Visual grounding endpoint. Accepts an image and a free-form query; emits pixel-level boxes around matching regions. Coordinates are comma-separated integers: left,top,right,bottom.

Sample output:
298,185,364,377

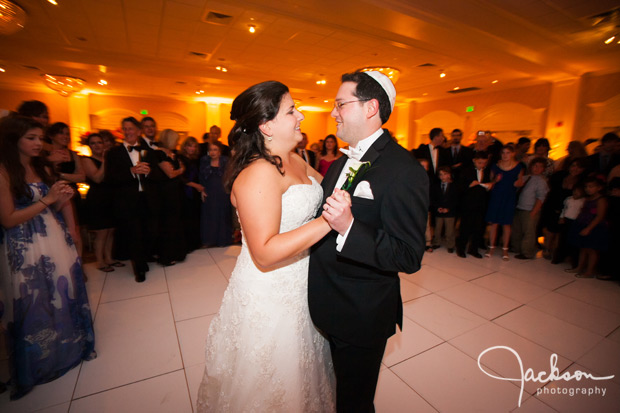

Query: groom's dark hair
341,71,391,124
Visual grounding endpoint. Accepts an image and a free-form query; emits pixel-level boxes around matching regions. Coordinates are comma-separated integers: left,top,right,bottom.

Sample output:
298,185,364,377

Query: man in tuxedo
415,127,446,173
105,117,161,282
309,71,428,412
587,132,620,177
199,125,231,158
141,116,160,148
456,151,492,258
296,132,316,167
446,128,473,180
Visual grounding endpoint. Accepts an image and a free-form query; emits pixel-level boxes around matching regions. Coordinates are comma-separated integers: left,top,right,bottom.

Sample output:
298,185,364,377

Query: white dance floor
1,247,619,412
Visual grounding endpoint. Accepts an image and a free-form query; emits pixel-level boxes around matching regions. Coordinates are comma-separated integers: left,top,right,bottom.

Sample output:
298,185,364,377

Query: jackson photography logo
477,346,615,408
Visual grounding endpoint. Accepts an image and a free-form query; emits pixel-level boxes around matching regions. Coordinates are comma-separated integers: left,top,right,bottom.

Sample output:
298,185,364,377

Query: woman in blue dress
0,116,96,400
485,145,524,261
199,142,232,247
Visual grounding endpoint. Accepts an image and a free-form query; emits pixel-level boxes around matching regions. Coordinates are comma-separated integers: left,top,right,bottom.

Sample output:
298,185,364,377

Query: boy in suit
431,166,458,252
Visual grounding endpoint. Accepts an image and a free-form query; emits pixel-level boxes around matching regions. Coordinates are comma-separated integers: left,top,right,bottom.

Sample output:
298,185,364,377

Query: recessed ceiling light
323,100,328,103
492,80,498,84
97,79,107,86
453,86,459,90
0,67,5,73
47,0,58,5
316,80,326,85
440,72,446,78
422,92,428,96
216,66,228,72
248,24,256,34
604,35,615,44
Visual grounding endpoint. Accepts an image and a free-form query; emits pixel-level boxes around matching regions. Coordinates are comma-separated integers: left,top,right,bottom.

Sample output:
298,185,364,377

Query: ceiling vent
447,87,480,94
417,63,436,67
22,65,41,70
203,11,234,26
189,51,210,60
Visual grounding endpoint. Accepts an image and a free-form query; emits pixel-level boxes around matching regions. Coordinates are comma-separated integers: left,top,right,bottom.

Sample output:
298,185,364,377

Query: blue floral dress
0,183,96,400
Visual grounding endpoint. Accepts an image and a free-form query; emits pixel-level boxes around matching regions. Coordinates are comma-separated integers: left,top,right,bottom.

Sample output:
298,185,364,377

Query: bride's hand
322,189,352,235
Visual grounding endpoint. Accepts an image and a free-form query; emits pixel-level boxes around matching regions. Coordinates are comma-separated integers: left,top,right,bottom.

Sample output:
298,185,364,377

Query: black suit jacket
297,148,316,167
446,145,473,173
414,143,448,184
457,166,492,211
104,140,161,219
308,130,428,347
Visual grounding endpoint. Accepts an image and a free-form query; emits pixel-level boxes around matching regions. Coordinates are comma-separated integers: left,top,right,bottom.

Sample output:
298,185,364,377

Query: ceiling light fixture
42,74,85,97
216,66,228,72
316,80,326,85
97,79,107,86
0,67,5,73
453,86,460,90
439,71,446,78
604,35,616,44
248,24,256,33
47,0,58,5
360,67,400,83
492,80,499,84
0,0,27,35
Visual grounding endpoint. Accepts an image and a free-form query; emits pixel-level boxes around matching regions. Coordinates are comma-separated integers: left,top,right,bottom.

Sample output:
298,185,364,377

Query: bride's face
264,93,304,147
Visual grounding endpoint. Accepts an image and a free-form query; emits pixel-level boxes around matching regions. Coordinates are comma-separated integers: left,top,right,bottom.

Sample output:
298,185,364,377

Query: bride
196,81,347,412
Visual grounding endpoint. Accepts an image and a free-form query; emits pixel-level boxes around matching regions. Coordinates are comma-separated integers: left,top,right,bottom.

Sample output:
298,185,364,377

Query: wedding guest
542,158,586,262
156,129,187,265
555,140,587,171
446,128,473,180
82,133,118,272
105,117,159,282
473,130,502,165
567,177,609,278
555,185,585,269
48,122,85,255
199,142,232,247
485,144,524,260
177,136,205,252
316,134,342,176
200,125,231,157
16,100,49,127
600,178,619,280
141,117,159,148
456,151,492,258
418,158,434,252
527,138,554,178
415,127,447,184
296,132,316,166
514,137,531,164
0,116,96,399
587,132,620,178
98,129,117,150
512,158,549,259
430,166,457,252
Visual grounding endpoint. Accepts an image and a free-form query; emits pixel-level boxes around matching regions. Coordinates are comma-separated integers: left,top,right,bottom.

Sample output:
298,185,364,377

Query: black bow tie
128,145,142,152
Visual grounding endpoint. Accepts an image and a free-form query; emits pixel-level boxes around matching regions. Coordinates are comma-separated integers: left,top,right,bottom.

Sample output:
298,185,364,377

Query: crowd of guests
413,127,619,280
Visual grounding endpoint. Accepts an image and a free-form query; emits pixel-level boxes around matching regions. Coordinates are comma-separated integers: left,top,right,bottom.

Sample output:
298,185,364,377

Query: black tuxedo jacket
104,139,161,219
297,148,316,167
446,145,473,171
308,130,428,347
457,166,492,211
414,143,448,183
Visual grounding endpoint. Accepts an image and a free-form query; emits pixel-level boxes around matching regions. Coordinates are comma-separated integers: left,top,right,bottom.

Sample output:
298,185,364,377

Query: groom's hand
322,189,352,235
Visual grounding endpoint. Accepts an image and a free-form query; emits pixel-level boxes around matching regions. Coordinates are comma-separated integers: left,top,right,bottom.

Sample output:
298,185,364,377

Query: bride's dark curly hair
225,81,288,191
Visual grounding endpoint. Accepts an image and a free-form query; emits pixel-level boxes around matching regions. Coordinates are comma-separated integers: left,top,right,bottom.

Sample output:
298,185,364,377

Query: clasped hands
48,180,74,206
131,162,151,175
322,188,353,235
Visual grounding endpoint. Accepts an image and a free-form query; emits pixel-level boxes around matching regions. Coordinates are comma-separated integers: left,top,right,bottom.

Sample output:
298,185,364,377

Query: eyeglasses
333,99,370,111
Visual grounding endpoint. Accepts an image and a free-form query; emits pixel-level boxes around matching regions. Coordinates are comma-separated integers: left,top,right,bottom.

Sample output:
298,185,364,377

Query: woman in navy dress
485,145,524,260
0,116,95,400
199,142,232,247
178,137,205,253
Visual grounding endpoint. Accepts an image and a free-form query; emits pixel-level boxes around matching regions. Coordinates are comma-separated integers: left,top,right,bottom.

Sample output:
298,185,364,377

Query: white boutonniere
341,161,371,192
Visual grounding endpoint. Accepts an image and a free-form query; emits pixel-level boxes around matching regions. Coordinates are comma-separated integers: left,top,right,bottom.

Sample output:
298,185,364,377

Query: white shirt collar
349,128,383,159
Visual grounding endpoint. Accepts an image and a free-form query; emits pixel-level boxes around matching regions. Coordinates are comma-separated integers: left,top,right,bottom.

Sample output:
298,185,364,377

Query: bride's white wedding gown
196,176,335,412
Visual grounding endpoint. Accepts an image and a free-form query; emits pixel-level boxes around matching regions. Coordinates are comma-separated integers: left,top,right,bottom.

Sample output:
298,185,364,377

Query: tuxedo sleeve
339,162,428,274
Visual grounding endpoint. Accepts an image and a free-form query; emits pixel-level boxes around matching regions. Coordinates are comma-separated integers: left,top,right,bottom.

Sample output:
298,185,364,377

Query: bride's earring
266,136,273,141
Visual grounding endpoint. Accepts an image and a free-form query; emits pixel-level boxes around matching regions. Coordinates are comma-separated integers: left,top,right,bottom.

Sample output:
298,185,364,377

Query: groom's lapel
322,156,347,196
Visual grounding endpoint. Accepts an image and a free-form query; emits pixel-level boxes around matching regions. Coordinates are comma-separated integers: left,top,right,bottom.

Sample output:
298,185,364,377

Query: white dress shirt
124,142,143,191
334,128,383,251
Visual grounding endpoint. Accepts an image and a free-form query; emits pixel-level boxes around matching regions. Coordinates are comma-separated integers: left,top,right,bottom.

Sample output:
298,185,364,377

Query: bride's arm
232,160,331,269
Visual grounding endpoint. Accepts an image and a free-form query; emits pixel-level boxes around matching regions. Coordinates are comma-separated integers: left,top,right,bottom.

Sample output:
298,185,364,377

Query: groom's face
332,81,366,145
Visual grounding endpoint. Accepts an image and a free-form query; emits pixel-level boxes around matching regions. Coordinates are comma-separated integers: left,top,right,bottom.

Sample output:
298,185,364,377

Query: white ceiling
1,0,619,109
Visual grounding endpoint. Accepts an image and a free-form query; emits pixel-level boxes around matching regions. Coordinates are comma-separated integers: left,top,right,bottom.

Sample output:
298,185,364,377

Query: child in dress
567,177,609,278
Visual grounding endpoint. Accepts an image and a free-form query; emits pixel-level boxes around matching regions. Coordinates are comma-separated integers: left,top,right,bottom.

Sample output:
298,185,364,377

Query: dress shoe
468,251,483,259
447,248,454,253
514,254,529,260
135,272,146,282
432,245,440,249
456,250,466,258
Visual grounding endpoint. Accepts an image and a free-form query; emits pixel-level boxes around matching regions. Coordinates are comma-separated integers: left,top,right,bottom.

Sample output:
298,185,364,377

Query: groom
309,71,428,412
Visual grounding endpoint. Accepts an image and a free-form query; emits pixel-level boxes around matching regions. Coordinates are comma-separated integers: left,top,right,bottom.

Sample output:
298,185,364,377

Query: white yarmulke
363,71,396,111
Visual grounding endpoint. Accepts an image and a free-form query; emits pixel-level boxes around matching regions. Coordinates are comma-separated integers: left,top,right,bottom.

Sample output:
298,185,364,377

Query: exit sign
140,109,149,115
466,106,474,112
